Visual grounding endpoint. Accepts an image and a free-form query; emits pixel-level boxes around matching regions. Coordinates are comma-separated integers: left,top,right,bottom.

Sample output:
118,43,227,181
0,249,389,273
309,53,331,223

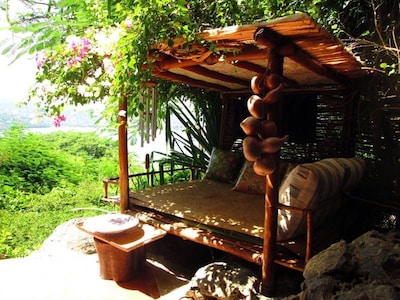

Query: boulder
187,261,261,300
32,218,96,257
303,240,355,280
300,230,400,300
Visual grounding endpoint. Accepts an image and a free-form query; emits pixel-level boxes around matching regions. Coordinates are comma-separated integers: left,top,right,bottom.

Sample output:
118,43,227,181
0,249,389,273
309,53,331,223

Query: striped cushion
336,157,365,190
277,158,346,241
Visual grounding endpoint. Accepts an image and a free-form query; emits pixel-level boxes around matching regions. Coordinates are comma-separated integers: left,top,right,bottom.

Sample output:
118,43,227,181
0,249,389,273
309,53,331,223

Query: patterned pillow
277,158,346,241
204,147,243,184
232,161,266,194
335,157,365,191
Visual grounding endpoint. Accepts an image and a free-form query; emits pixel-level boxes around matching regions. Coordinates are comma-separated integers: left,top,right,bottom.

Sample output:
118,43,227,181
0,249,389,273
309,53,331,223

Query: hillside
0,101,98,130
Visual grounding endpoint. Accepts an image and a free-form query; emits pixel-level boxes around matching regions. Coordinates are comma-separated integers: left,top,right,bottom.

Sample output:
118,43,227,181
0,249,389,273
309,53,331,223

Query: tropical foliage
164,94,222,168
0,126,124,257
1,0,399,168
0,125,117,194
2,0,397,118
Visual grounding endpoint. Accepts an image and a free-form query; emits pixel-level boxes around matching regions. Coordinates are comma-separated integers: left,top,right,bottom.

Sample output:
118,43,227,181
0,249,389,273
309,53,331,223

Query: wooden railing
102,163,205,203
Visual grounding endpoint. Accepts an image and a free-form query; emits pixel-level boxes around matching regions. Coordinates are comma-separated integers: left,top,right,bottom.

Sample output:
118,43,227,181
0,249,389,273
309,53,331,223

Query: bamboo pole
118,97,129,212
261,48,283,296
139,91,144,147
151,85,157,141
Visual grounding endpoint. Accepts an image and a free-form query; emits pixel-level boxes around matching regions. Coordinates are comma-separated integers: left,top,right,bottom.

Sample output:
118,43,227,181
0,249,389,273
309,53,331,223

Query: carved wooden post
242,27,284,295
118,96,129,213
262,48,283,295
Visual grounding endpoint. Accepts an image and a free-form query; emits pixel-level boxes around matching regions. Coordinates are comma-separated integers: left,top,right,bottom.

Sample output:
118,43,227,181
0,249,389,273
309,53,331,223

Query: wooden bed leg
305,210,313,262
261,170,279,296
261,211,276,295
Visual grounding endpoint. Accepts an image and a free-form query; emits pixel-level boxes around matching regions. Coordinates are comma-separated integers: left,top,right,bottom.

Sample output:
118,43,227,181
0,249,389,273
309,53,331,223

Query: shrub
0,125,120,258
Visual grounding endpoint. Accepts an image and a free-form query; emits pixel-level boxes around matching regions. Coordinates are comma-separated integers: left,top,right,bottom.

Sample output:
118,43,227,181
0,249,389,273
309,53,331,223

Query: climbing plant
3,0,397,122
1,1,398,166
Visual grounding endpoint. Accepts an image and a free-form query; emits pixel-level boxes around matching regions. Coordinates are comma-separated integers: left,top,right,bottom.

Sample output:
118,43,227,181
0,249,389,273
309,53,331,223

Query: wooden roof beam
152,46,268,71
152,70,232,92
254,27,347,85
183,65,249,87
230,61,266,74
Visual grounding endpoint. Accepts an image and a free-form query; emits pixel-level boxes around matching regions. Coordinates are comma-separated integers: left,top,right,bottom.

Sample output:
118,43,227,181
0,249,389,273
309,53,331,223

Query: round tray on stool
77,217,166,283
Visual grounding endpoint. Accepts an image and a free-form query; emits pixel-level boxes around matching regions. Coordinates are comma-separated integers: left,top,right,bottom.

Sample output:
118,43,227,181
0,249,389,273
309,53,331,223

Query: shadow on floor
143,234,304,299
116,260,189,299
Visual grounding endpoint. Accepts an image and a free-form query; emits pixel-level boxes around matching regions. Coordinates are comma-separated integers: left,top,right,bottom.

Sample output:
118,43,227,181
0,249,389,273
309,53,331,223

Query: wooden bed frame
103,172,316,271
103,156,363,293
108,13,367,295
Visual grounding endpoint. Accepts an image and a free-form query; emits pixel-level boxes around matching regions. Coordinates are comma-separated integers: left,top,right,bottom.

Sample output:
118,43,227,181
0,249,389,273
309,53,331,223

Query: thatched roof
150,13,366,94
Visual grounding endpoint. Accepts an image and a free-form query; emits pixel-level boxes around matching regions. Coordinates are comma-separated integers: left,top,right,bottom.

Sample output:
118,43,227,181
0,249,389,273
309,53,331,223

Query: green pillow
204,147,243,184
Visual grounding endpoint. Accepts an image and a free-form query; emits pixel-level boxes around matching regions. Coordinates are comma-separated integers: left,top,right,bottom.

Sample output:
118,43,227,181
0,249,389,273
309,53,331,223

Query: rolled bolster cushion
335,157,366,191
277,158,348,241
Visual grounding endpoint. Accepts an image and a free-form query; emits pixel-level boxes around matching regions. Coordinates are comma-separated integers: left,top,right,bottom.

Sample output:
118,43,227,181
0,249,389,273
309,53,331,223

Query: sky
0,54,36,103
0,7,167,158
0,5,36,104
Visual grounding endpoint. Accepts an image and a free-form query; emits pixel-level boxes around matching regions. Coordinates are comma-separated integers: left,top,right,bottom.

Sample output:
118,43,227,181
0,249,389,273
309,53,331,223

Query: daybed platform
109,12,368,295
104,156,366,273
125,177,308,271
130,179,265,239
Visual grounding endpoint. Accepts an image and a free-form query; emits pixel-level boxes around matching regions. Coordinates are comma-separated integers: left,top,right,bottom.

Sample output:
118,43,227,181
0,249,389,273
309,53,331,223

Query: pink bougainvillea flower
103,56,115,76
53,115,67,127
79,38,91,57
66,35,81,52
67,56,83,68
67,58,75,68
35,52,47,69
81,37,91,50
125,17,133,30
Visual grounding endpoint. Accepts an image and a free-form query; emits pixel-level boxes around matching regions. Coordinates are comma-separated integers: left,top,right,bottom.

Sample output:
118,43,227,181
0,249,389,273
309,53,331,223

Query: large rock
32,218,96,257
303,240,355,280
300,229,400,300
349,229,400,284
187,261,261,300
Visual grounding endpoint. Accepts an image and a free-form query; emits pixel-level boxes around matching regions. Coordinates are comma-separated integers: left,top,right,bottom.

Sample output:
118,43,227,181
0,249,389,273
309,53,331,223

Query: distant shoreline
0,101,99,131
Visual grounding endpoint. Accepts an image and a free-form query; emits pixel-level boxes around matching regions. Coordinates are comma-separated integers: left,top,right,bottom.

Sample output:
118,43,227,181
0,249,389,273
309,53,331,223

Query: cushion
277,158,346,241
335,157,365,191
232,160,296,194
232,161,266,194
204,147,243,184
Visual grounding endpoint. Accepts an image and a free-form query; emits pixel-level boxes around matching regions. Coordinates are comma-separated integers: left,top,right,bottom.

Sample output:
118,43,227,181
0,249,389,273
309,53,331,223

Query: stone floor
0,241,194,299
0,232,303,300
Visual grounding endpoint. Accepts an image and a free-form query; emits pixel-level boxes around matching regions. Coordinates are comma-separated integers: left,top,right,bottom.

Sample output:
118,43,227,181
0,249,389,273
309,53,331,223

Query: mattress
129,179,265,238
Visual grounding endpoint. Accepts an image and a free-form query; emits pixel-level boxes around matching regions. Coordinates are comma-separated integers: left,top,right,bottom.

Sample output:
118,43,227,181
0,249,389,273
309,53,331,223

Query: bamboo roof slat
182,65,249,86
149,12,366,93
167,67,246,90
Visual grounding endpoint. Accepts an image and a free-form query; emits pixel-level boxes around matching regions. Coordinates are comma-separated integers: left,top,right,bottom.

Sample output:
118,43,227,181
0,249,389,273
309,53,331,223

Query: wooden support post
254,26,344,85
261,48,283,296
118,96,129,213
